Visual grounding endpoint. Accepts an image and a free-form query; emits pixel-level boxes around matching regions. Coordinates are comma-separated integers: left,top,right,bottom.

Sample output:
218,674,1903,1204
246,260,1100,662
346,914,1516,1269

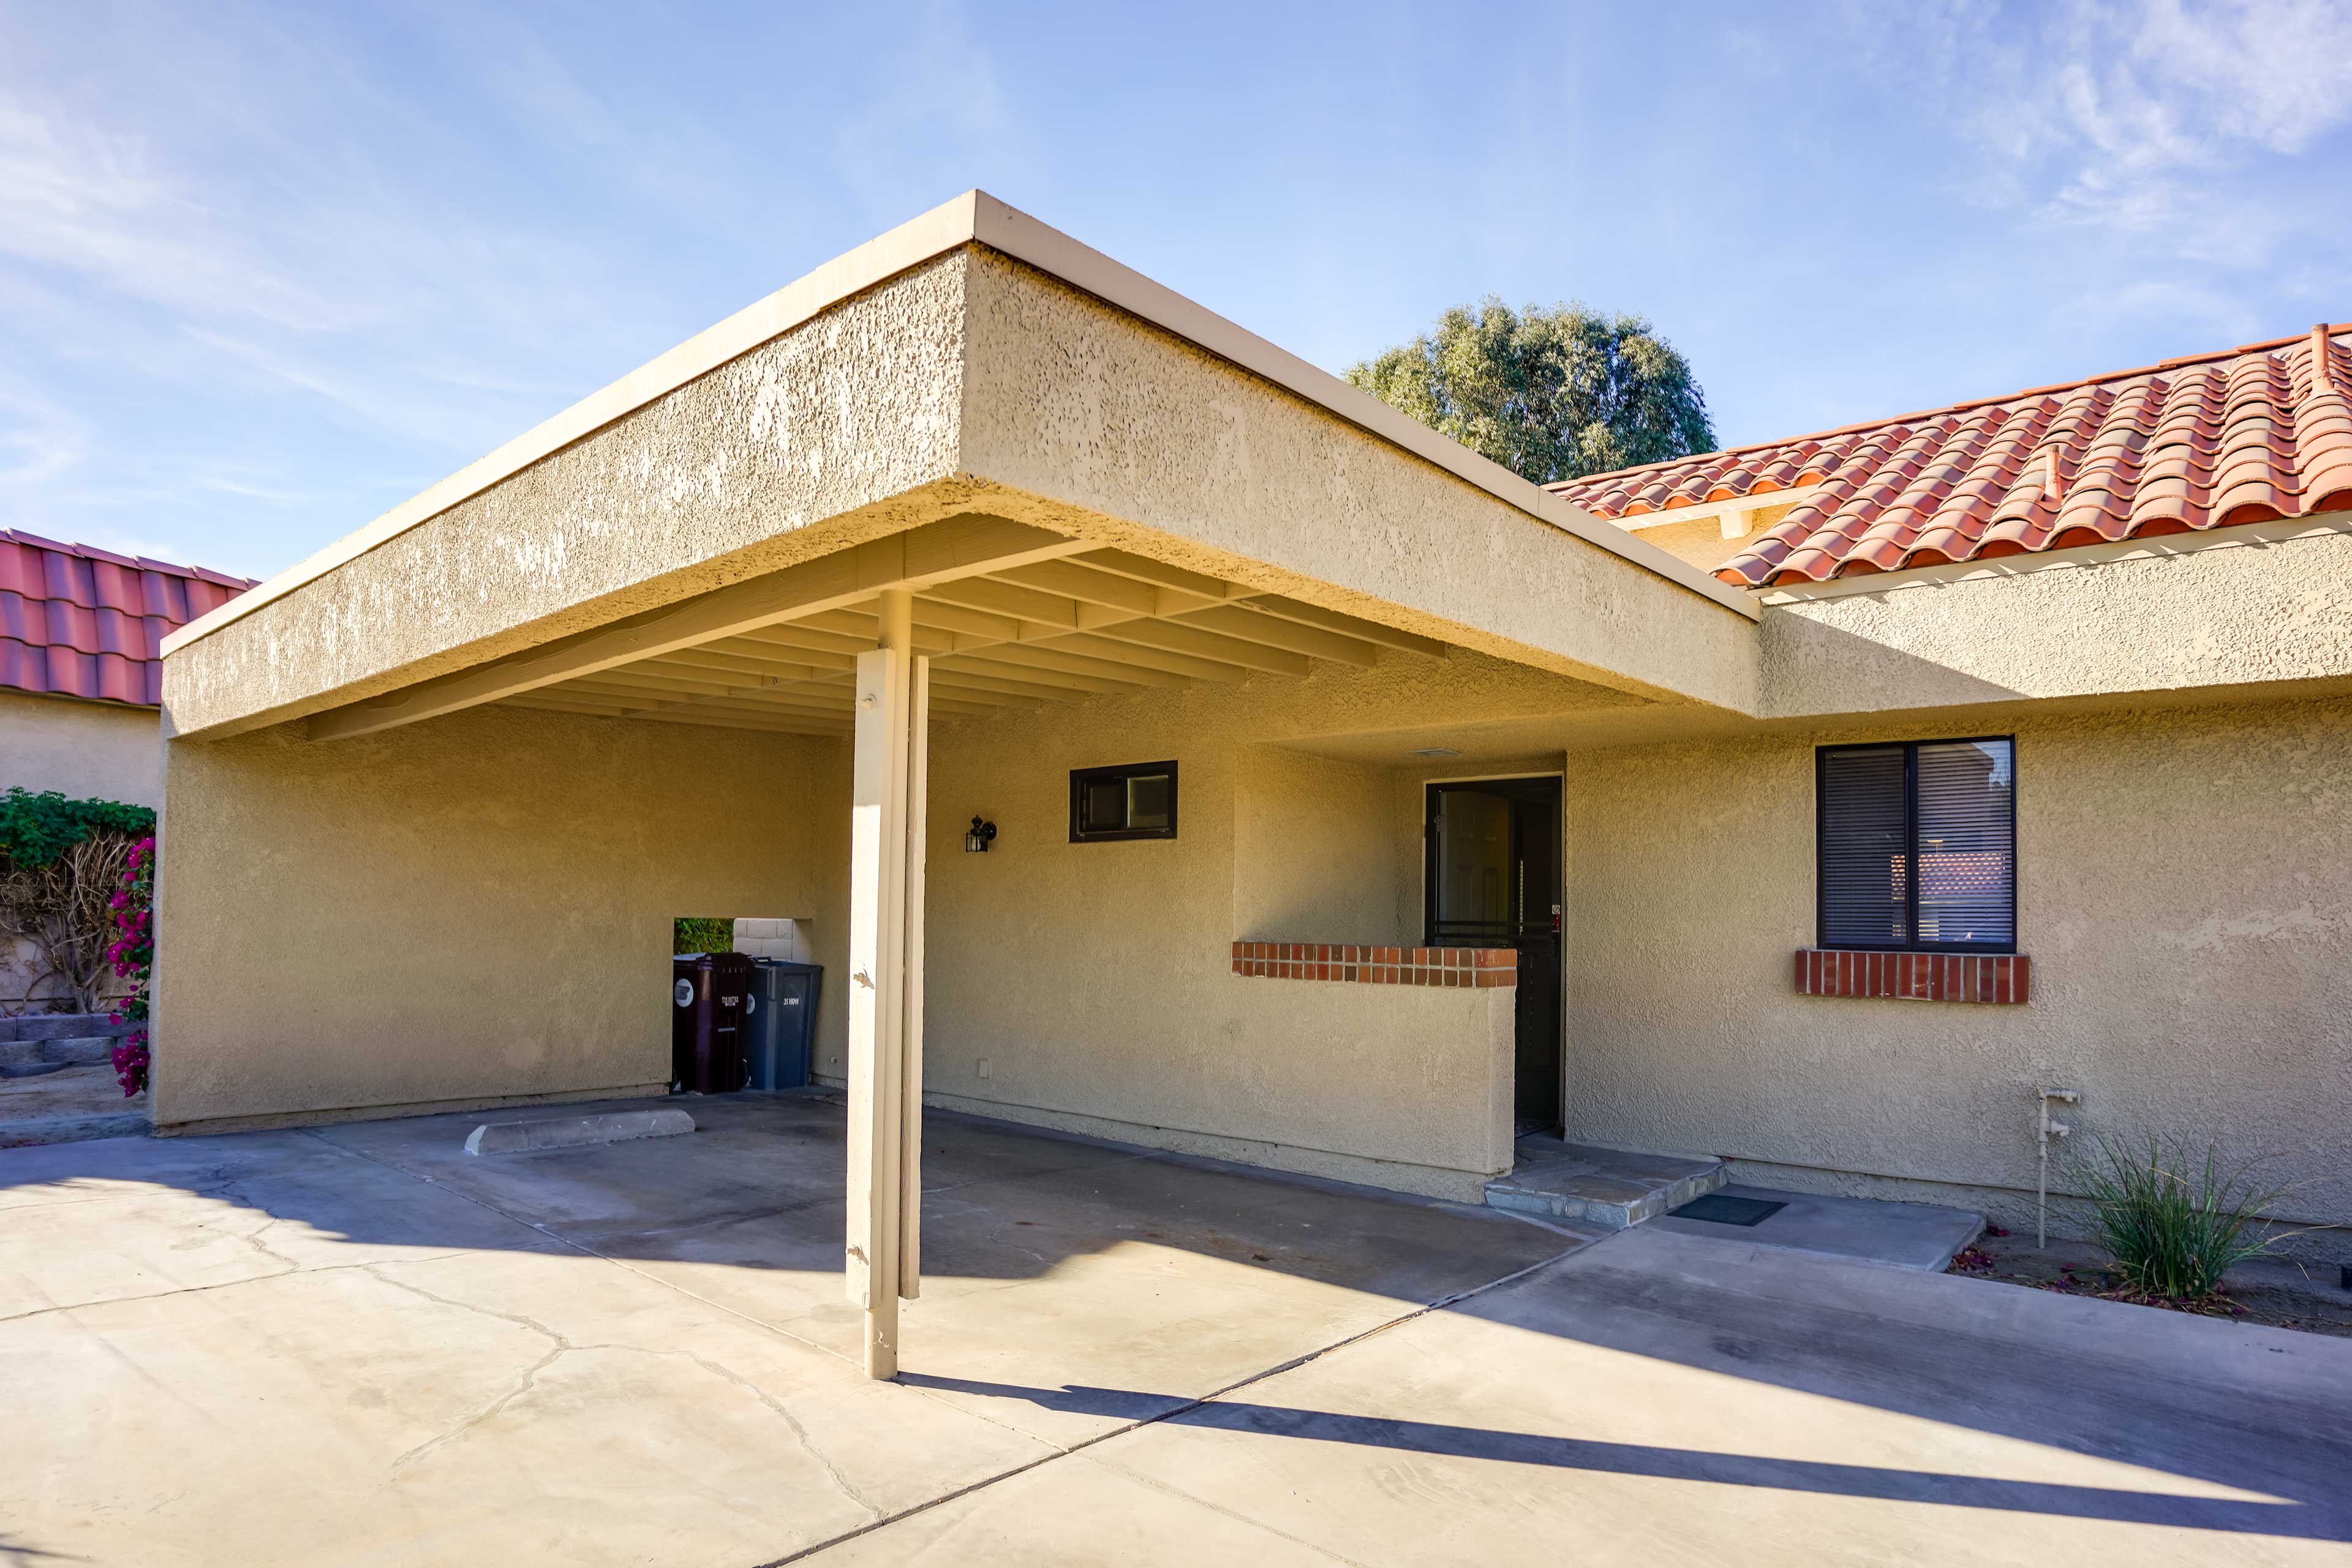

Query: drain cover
1672,1193,1785,1227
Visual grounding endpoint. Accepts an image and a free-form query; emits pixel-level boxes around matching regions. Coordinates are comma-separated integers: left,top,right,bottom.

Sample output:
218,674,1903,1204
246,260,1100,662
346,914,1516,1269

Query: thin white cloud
0,382,88,489
1901,0,2352,249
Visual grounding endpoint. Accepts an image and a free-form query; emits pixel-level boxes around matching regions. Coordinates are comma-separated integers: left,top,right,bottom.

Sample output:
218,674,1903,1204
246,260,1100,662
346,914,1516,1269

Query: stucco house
2,531,251,1009
150,194,2351,1373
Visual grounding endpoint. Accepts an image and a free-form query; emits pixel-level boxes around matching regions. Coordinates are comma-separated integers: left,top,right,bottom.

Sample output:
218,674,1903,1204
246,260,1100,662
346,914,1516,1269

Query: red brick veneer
1796,949,2029,1004
1231,942,1516,989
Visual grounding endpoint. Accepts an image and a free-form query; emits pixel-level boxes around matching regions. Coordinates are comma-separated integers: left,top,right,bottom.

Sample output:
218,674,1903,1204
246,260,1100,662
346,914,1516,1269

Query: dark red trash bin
672,951,755,1095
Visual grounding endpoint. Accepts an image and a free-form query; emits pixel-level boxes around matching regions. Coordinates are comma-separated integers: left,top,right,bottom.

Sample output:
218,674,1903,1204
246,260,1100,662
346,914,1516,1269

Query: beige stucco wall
0,690,163,805
1560,693,2352,1256
917,654,1544,1200
1232,746,1415,946
153,706,849,1131
1760,518,2352,720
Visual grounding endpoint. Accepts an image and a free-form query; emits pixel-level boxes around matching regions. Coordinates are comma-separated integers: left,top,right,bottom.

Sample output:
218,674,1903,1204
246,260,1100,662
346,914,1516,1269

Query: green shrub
673,916,734,955
2071,1136,2292,1300
0,788,154,871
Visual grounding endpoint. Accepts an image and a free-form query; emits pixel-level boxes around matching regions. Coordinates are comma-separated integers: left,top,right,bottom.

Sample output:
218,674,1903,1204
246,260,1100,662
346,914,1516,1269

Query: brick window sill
1797,949,2030,1004
1232,942,1516,989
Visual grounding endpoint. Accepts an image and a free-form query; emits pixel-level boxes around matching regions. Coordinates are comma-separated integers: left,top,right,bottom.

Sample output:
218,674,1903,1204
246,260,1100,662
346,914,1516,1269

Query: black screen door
1425,777,1562,1128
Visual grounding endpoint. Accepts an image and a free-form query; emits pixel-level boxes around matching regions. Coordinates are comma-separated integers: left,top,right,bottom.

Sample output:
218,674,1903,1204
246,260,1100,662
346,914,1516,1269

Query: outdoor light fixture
965,816,998,853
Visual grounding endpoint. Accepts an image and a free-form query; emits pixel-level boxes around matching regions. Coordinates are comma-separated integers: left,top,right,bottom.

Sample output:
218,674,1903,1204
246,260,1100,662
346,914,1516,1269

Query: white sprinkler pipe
2036,1088,2078,1249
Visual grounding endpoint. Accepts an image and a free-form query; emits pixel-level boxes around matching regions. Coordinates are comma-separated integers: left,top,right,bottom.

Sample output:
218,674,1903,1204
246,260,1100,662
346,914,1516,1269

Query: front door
1425,777,1563,1129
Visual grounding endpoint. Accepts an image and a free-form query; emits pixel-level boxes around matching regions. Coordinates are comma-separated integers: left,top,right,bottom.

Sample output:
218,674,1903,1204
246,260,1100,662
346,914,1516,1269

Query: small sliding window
1817,737,2015,951
1069,760,1179,843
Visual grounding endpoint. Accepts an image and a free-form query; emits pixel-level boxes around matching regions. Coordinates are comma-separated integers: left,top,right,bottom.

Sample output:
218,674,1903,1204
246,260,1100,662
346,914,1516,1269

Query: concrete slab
1483,1135,1724,1227
1651,1182,1985,1270
0,1132,564,1318
15,1097,2343,1566
534,1113,1580,1447
4,1244,1055,1567
809,1450,1344,1566
824,1226,2352,1565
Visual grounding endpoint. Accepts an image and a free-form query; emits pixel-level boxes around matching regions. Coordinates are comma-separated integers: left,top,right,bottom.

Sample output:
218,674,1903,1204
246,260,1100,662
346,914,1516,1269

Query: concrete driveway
5,1094,2348,1566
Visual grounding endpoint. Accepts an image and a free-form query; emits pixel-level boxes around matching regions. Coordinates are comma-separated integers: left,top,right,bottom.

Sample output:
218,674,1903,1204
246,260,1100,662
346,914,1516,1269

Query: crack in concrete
756,1239,1595,1566
0,1253,481,1326
675,1350,885,1521
365,1265,884,1518
366,1265,579,1473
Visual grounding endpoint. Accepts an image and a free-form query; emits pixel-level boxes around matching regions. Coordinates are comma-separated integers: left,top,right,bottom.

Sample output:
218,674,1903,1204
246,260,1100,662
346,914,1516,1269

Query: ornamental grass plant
2071,1136,2294,1302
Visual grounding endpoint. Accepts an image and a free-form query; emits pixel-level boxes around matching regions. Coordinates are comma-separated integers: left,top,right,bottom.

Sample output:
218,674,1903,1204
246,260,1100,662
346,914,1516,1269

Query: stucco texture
1760,522,2352,720
1560,693,2352,1253
918,654,1547,1200
153,705,848,1130
956,252,1757,714
164,253,974,742
1,689,163,806
167,243,1761,750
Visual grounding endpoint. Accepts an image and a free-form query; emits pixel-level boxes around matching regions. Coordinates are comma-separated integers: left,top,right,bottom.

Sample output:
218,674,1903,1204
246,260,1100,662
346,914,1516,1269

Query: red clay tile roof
1550,323,2352,588
0,531,255,707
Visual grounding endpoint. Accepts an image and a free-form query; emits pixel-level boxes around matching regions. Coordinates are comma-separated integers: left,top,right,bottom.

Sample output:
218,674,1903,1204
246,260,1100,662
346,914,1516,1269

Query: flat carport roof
159,191,1759,748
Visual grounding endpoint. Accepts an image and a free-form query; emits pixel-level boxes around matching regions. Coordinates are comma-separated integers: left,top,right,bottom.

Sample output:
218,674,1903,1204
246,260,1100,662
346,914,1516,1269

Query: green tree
1346,298,1716,484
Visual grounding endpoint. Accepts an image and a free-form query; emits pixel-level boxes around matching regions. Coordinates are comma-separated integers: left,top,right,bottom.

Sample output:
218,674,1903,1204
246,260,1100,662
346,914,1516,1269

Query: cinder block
38,1036,118,1065
17,1014,133,1041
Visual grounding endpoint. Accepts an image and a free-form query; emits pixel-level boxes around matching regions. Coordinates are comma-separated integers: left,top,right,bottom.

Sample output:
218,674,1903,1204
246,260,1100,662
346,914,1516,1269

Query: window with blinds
1817,737,2015,952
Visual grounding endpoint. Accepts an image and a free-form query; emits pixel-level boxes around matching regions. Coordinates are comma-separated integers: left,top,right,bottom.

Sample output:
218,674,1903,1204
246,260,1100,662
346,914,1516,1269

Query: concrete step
1649,1183,1986,1272
1485,1139,1727,1229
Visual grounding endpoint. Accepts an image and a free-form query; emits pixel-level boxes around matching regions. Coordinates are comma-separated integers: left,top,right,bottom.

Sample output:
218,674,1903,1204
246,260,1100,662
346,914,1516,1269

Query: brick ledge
1797,948,2029,1004
1232,941,1515,989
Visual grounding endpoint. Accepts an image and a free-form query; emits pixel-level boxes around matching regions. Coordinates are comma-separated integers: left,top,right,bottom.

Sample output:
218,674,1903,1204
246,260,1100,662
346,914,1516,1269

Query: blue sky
4,0,2349,579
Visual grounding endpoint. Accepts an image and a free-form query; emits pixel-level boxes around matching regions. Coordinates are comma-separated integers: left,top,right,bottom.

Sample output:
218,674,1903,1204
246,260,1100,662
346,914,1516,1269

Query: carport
154,192,1758,1377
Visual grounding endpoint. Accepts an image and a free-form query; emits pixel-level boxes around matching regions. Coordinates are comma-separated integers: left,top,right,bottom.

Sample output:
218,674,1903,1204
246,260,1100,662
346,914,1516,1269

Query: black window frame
1815,736,2017,953
1068,760,1180,843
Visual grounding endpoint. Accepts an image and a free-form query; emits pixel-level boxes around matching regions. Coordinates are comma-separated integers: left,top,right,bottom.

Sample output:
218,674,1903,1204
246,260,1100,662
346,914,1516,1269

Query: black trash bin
743,959,823,1090
673,952,755,1094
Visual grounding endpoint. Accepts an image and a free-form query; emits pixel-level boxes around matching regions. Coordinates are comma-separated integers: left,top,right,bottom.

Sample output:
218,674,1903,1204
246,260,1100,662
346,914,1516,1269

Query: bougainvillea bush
106,837,156,1096
0,787,154,1017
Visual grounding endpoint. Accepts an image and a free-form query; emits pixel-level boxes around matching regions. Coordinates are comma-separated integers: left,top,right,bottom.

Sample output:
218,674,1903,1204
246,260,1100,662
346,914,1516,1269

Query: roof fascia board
167,190,1755,657
1610,486,1824,532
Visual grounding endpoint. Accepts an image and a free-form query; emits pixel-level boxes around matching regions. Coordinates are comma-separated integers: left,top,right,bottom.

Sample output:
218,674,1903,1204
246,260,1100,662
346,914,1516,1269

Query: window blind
1914,739,2015,948
1818,744,1909,948
1817,737,2015,951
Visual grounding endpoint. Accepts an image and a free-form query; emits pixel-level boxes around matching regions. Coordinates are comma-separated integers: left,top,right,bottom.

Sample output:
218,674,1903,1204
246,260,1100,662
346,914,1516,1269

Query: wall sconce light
965,816,998,853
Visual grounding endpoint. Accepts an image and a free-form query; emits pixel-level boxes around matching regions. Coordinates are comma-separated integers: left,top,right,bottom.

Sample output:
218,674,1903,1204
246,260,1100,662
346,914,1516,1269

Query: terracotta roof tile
0,531,255,707
1549,322,2352,587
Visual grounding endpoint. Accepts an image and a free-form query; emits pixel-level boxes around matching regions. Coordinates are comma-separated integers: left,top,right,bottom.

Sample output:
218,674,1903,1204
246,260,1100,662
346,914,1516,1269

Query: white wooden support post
900,654,929,1298
845,589,925,1380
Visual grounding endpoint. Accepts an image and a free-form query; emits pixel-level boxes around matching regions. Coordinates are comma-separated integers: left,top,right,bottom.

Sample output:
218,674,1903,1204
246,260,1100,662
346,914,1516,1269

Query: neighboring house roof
0,531,256,707
1549,323,2352,589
